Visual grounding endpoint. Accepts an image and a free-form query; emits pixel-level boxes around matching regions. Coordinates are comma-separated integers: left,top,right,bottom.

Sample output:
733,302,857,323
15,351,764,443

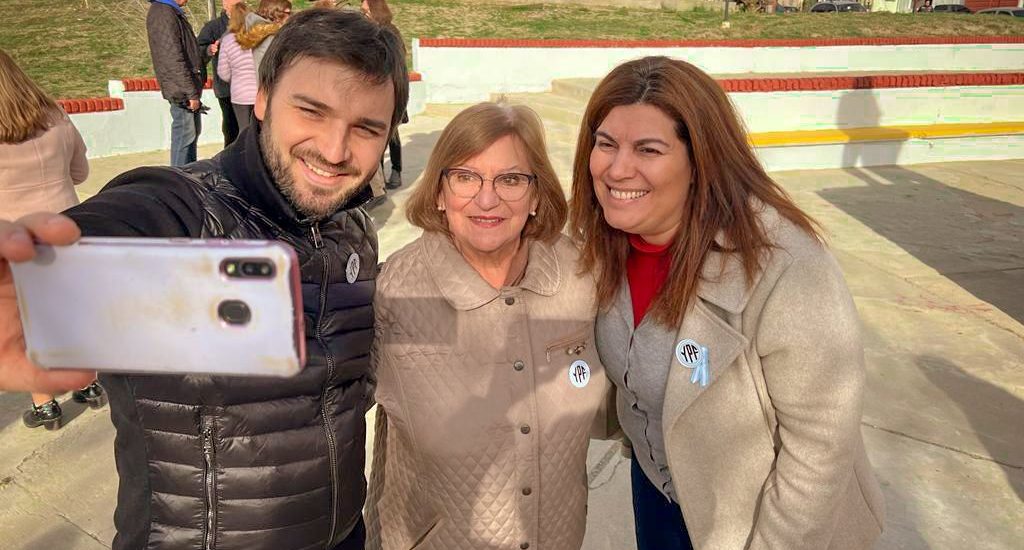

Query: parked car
933,4,972,12
810,0,867,12
976,7,1024,16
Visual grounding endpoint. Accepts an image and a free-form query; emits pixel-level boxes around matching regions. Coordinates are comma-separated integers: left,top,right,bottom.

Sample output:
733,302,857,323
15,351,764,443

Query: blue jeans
169,102,201,167
631,457,693,550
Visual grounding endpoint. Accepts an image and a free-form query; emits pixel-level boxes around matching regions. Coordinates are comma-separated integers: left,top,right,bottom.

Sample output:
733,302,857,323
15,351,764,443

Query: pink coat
217,33,258,106
0,113,87,220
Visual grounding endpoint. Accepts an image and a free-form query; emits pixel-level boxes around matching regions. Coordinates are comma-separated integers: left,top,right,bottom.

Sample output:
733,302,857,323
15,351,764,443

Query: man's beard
260,116,372,220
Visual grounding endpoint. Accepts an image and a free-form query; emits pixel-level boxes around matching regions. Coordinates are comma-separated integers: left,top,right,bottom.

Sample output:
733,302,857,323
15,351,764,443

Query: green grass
1,0,1021,99
0,0,215,98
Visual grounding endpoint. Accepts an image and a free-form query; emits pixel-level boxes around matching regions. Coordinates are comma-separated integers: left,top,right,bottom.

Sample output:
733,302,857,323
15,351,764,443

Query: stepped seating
432,71,1024,171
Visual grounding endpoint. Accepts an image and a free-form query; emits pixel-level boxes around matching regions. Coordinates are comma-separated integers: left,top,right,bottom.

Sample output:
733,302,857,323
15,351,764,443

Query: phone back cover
11,239,303,377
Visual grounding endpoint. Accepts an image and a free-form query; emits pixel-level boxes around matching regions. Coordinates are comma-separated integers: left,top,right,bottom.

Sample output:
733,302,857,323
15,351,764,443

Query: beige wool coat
601,205,885,549
366,231,609,550
0,114,87,220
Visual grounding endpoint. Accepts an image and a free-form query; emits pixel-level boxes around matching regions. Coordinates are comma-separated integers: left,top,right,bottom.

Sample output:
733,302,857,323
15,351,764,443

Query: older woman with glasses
365,102,612,550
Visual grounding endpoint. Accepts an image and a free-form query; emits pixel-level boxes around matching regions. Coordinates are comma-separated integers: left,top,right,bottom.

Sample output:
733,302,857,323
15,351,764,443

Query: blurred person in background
218,1,259,132
146,0,206,166
236,0,293,80
363,0,406,192
198,0,245,147
0,49,105,430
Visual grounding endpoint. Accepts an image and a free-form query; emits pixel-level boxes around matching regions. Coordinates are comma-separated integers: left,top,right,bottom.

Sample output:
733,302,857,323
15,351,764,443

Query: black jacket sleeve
197,15,226,67
147,5,198,103
64,169,205,238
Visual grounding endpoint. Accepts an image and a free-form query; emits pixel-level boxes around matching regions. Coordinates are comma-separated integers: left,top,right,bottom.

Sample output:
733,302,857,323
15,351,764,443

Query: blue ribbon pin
675,339,710,388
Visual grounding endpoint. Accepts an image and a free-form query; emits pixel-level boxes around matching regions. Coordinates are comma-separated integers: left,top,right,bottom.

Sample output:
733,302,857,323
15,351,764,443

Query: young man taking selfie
0,9,408,550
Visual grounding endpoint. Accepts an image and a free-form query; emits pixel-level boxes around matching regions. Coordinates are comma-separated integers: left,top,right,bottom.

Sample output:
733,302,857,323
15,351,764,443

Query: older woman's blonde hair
0,49,61,144
406,102,567,243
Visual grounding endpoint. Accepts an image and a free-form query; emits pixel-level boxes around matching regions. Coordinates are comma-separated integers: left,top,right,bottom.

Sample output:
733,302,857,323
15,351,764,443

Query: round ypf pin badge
675,339,703,368
345,253,360,284
568,360,591,389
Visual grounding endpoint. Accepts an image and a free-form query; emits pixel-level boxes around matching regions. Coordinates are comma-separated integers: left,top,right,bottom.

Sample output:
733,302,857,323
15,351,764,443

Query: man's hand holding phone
0,213,96,393
6,223,305,378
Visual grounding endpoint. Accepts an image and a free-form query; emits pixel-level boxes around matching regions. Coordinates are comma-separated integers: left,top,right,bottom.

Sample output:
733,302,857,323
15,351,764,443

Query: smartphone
11,237,305,377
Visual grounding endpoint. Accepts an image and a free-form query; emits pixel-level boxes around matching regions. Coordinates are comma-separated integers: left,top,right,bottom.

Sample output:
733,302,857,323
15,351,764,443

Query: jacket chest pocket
546,329,591,377
540,329,605,403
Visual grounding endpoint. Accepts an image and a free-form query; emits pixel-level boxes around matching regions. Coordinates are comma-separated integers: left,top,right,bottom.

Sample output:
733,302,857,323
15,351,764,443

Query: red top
626,234,673,328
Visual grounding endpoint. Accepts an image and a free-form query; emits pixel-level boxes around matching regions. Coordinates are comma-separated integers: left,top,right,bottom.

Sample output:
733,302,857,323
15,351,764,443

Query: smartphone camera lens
222,259,275,279
218,300,252,326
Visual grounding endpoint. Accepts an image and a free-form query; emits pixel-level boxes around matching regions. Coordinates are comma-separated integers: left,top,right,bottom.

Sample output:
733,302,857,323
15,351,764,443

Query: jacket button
505,297,515,305
520,425,531,434
522,487,532,496
513,360,525,371
520,543,530,549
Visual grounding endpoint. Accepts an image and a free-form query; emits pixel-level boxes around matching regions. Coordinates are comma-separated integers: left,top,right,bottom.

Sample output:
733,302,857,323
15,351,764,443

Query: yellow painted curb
750,122,1024,148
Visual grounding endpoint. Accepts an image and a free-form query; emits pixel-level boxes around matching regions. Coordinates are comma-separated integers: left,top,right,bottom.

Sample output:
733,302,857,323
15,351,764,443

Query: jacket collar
151,0,184,15
217,123,373,229
419,231,562,311
695,203,780,314
695,232,755,315
611,229,754,331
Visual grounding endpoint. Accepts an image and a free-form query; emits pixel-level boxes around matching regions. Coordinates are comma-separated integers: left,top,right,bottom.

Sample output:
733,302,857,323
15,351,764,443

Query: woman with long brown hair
570,56,884,549
0,49,105,429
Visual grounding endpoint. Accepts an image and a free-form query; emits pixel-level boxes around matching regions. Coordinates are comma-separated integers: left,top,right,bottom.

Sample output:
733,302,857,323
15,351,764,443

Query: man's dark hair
259,8,409,134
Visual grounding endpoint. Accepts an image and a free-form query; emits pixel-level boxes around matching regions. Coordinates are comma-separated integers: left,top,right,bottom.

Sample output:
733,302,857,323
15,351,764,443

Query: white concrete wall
74,82,426,159
407,80,426,118
756,134,1024,171
71,89,222,160
733,86,1024,133
413,41,1024,103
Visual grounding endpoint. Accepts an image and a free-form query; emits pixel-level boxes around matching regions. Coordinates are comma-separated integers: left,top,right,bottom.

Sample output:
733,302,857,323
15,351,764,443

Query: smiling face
438,134,540,263
590,103,692,245
254,57,394,219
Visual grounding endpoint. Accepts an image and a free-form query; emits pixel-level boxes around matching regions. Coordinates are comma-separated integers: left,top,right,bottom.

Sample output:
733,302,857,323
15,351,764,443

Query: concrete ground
0,109,1021,549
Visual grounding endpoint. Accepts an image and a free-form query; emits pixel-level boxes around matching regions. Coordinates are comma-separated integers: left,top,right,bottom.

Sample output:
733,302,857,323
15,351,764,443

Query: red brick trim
123,73,423,92
722,72,1024,93
62,72,424,114
418,36,1024,48
58,97,125,114
121,77,215,92
121,77,160,92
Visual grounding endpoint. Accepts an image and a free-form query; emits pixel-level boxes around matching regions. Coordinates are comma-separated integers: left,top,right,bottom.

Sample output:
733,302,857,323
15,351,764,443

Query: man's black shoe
23,400,63,430
72,382,106,409
385,170,402,190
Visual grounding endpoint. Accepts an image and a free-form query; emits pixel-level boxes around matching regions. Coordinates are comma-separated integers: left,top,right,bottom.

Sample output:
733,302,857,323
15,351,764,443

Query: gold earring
437,205,445,211
529,211,536,216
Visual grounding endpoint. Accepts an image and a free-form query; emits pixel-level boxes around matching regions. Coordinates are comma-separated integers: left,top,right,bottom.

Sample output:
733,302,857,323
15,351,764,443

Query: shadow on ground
818,166,1024,324
917,355,1024,501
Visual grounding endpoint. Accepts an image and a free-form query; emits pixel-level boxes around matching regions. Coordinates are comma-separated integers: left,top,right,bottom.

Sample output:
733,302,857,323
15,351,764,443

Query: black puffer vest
100,127,376,550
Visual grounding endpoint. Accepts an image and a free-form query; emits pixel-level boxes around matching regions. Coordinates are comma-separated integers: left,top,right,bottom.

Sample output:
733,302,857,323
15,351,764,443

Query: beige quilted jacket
366,231,608,550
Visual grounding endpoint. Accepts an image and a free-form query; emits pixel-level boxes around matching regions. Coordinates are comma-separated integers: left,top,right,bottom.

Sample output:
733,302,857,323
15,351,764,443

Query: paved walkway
1,108,1021,549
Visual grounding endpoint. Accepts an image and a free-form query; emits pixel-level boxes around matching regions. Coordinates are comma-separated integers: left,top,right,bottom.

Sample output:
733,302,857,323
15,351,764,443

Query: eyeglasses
442,168,536,201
